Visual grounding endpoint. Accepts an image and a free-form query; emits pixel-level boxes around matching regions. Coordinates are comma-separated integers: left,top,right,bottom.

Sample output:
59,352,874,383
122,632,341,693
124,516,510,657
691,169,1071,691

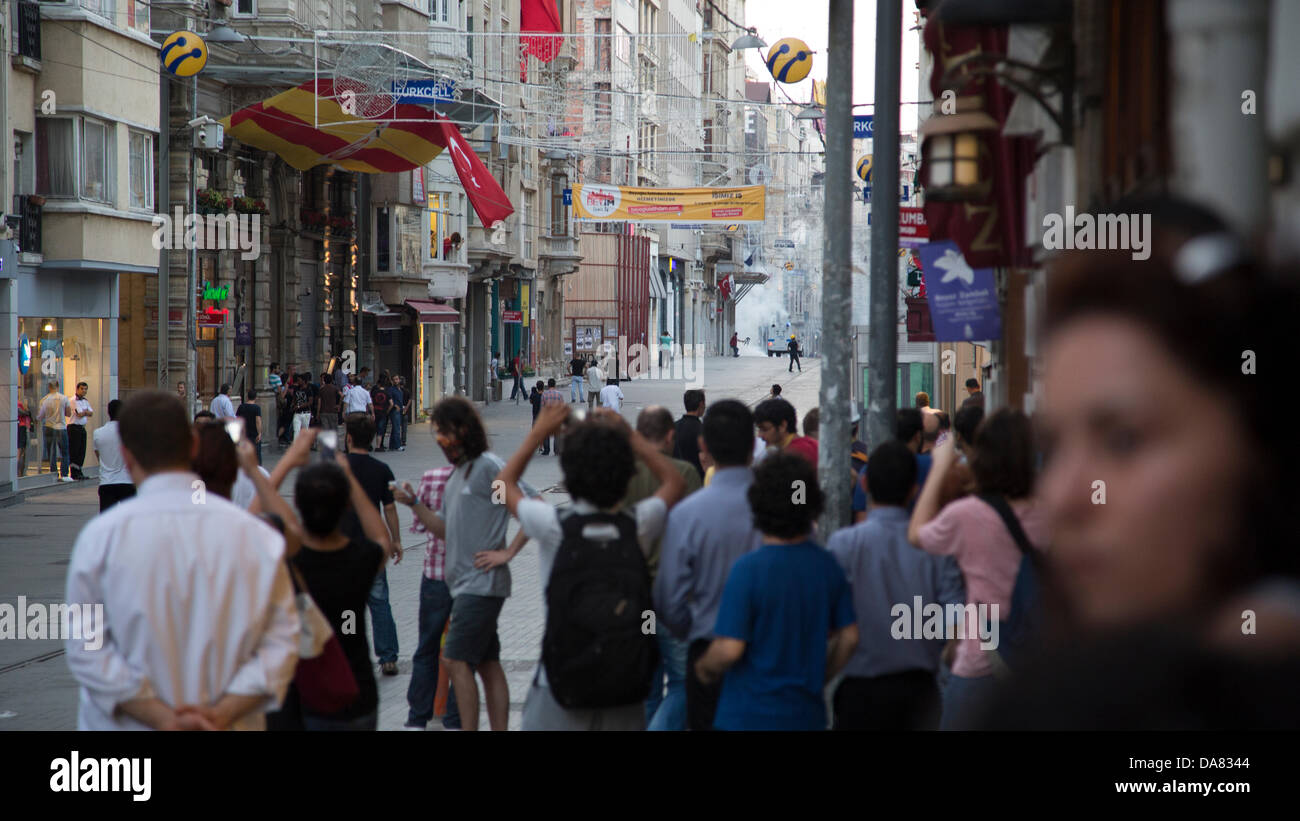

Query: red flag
520,0,563,81
432,113,514,227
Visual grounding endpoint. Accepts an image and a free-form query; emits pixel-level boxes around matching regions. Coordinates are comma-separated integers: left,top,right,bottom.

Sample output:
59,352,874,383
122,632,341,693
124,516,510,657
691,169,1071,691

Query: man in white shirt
91,399,134,512
65,391,299,731
67,381,94,480
343,375,373,417
210,384,236,420
600,378,625,413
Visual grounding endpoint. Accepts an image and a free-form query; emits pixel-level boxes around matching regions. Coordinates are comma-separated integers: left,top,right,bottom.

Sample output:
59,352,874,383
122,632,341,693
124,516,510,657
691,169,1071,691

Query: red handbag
286,562,360,715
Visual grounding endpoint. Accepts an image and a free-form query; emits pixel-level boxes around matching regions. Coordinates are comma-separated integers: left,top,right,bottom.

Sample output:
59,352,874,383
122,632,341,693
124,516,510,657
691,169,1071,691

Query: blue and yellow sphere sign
766,37,813,84
160,31,208,77
856,154,873,182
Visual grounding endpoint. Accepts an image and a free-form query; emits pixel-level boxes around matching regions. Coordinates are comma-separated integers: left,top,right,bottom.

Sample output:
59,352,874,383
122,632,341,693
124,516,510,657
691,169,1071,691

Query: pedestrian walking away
64,391,300,730
787,336,802,373
36,379,72,481
339,413,405,677
92,399,135,512
496,403,687,730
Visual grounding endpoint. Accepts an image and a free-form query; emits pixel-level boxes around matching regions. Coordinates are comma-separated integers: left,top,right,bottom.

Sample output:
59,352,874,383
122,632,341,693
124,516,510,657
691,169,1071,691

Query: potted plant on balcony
197,189,231,215
300,208,327,233
328,214,355,235
233,196,269,216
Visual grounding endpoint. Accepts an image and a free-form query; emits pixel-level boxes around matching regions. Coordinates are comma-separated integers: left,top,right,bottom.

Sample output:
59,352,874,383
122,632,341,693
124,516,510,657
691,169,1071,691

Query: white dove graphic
935,248,975,286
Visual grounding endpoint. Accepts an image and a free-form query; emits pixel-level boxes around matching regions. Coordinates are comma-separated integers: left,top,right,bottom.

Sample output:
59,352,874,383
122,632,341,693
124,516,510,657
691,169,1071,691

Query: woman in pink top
908,408,1047,730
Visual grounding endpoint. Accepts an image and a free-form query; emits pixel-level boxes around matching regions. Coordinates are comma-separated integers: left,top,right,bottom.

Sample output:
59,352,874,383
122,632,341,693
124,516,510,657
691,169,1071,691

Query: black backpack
542,510,659,709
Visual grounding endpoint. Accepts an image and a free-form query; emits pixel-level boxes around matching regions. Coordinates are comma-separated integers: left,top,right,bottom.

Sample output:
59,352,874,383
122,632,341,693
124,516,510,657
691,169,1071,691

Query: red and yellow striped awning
220,79,445,174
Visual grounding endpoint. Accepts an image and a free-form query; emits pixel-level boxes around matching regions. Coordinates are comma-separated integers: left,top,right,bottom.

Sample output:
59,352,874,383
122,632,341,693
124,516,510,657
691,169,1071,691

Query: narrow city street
0,354,819,730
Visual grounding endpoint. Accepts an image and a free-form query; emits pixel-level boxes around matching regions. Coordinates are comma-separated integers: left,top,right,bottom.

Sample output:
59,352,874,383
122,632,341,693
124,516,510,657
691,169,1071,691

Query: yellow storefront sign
571,184,766,223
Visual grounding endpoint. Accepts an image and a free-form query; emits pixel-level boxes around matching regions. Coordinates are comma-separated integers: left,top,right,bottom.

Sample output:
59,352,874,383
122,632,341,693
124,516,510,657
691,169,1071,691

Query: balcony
12,195,42,257
539,233,582,276
12,0,41,70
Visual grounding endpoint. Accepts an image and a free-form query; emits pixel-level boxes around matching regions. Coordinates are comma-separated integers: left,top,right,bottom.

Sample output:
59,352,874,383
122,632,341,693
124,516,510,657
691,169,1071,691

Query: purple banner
915,240,1001,342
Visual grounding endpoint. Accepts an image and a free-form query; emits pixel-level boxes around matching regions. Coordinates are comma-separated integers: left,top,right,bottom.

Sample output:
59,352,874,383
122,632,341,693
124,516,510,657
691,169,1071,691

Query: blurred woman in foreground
981,245,1300,728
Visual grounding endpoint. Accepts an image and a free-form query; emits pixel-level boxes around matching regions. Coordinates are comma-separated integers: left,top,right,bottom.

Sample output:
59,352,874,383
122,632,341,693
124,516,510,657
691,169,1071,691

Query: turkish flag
432,113,514,227
521,0,563,81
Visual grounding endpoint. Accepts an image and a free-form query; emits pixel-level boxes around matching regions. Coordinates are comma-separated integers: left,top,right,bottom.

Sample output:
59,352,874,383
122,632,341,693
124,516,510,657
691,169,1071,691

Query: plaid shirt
410,466,454,580
541,387,564,407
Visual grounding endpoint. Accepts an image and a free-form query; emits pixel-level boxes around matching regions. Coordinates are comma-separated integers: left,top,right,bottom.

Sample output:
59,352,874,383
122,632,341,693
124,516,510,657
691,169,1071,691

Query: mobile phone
318,429,338,461
225,420,244,444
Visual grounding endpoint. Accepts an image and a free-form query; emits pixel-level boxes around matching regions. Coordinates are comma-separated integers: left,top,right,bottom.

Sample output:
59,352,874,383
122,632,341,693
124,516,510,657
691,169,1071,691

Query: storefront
12,267,118,484
407,299,459,418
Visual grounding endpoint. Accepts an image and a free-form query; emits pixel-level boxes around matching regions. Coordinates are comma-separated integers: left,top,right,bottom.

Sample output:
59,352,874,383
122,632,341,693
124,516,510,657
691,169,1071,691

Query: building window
550,174,569,236
521,194,533,260
594,82,612,122
429,0,451,24
395,205,424,275
232,0,256,17
36,117,75,197
594,19,611,71
616,24,631,64
428,191,453,259
376,207,391,271
703,53,713,95
78,0,112,20
128,131,153,210
126,0,149,33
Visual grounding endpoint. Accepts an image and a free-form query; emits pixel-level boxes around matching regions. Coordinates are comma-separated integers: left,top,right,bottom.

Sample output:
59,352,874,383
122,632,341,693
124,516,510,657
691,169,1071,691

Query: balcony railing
15,1,40,62
14,195,43,256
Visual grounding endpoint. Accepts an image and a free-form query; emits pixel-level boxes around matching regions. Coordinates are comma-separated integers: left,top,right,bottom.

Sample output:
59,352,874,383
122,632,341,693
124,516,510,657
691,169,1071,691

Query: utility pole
818,0,853,535
867,0,902,452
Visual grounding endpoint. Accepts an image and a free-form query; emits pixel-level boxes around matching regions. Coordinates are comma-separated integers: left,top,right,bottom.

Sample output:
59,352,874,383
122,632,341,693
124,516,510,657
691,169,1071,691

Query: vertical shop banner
916,240,1001,341
572,184,765,223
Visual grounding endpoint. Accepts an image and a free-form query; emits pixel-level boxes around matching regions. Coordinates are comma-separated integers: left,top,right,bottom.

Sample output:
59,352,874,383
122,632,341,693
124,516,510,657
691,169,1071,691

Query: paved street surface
0,353,819,730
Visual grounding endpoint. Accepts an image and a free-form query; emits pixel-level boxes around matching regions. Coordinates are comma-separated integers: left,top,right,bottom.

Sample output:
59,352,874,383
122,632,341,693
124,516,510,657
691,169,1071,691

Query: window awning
405,299,459,324
649,270,668,300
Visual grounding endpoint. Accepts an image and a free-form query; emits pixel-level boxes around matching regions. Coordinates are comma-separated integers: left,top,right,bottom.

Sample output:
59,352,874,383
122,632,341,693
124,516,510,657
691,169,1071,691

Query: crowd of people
62,198,1300,731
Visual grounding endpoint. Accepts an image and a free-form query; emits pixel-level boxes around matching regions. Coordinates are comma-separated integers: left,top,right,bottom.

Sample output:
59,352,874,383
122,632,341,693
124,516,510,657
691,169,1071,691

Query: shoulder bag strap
978,494,1034,556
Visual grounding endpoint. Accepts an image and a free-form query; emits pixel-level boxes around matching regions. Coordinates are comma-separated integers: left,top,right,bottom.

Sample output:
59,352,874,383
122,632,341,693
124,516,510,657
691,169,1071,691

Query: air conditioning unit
193,122,224,151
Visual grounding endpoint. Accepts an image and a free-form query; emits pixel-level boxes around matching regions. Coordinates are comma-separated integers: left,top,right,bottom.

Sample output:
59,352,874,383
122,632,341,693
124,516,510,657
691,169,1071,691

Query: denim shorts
443,594,504,665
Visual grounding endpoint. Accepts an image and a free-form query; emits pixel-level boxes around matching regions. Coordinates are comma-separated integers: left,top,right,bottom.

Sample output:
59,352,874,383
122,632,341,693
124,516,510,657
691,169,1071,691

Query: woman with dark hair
907,408,1050,730
969,235,1300,729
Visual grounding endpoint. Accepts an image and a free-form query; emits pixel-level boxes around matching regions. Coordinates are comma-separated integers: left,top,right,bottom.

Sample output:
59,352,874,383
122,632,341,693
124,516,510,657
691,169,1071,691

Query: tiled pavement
0,354,821,730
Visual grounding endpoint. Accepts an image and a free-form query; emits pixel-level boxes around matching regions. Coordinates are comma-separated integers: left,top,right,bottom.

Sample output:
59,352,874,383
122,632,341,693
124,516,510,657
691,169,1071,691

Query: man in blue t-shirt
694,452,858,731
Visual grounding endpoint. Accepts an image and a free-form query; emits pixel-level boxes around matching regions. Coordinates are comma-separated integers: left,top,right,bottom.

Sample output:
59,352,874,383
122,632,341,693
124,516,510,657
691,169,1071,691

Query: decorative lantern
160,31,208,77
766,38,813,84
918,107,999,201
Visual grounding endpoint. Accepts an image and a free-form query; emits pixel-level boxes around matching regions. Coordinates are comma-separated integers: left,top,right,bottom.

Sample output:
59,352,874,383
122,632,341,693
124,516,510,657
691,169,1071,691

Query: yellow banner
571,184,766,223
813,80,827,108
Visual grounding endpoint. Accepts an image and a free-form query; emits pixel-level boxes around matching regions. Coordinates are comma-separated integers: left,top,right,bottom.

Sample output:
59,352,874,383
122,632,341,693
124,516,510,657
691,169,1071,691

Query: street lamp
205,23,247,44
731,29,767,50
795,105,825,120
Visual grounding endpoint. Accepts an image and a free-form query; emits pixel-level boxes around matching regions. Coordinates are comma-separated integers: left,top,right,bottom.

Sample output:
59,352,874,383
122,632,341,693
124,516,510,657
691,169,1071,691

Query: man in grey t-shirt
396,398,534,731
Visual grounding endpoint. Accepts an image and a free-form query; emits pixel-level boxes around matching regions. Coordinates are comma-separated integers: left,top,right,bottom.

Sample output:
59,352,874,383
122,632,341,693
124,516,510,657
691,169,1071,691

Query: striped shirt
267,372,282,392
410,466,454,581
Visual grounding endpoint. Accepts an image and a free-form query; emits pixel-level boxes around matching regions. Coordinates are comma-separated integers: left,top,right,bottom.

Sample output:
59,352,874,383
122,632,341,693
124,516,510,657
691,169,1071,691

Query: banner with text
572,184,766,223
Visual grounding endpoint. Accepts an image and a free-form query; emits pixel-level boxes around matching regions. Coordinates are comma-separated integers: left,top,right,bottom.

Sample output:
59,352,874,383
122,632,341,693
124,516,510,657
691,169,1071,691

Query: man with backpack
495,403,687,730
371,378,394,451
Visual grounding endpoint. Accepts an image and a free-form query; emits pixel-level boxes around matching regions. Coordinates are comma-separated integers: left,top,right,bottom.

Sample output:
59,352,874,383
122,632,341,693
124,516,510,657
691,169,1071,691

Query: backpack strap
977,494,1034,556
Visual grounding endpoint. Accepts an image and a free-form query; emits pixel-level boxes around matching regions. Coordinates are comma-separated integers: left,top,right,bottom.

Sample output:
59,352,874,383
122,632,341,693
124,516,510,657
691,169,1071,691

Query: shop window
17,318,108,479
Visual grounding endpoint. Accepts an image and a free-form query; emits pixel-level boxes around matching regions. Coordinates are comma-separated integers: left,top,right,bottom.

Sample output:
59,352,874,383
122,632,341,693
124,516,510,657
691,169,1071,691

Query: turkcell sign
853,115,874,138
390,78,457,105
